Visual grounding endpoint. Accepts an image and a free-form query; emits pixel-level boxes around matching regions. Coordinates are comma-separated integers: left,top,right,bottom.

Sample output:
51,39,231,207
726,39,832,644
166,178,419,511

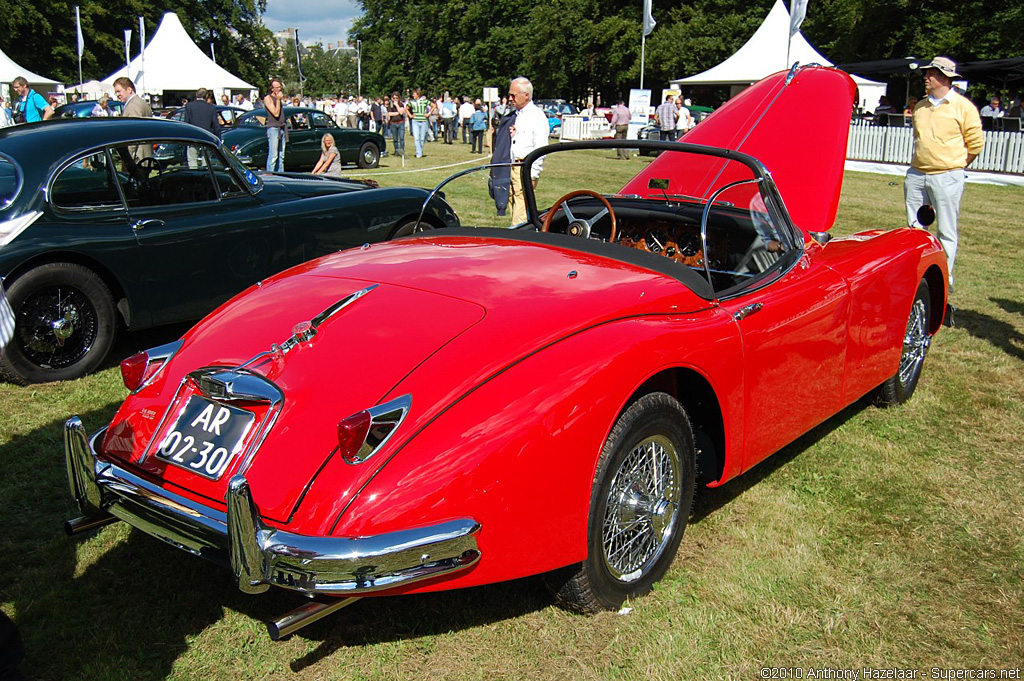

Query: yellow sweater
911,90,984,173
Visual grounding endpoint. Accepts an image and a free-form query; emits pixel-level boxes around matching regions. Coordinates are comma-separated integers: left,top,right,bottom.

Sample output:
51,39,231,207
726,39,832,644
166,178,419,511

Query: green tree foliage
350,0,1021,103
275,41,359,98
0,0,275,88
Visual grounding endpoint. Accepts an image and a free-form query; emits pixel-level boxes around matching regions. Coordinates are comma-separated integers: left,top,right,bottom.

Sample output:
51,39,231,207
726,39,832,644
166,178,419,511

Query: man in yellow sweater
904,56,983,295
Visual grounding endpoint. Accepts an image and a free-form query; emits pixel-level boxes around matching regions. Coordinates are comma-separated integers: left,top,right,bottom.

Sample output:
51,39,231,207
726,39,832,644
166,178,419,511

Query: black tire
357,142,380,169
876,279,931,406
388,217,432,240
0,263,118,385
545,392,696,613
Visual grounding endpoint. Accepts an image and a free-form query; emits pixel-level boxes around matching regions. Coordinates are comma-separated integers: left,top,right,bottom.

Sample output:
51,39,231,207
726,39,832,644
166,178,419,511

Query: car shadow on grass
3,405,554,678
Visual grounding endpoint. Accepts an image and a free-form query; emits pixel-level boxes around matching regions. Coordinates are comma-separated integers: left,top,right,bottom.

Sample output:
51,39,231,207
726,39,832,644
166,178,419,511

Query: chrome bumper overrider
64,416,482,596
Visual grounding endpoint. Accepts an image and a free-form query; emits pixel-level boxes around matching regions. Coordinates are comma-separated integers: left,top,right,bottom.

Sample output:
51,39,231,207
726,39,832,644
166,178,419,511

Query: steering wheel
540,190,617,244
134,156,162,184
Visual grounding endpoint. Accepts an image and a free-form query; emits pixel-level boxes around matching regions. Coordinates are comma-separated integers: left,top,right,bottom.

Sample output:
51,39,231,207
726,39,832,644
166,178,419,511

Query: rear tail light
120,340,184,392
337,395,411,464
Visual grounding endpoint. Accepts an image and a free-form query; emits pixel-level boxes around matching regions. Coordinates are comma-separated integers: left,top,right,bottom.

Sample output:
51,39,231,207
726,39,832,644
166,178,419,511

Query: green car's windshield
221,143,263,192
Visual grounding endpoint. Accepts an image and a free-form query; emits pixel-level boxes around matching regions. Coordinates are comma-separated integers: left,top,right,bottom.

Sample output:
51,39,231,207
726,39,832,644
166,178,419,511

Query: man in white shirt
507,76,549,225
333,98,348,127
459,97,476,144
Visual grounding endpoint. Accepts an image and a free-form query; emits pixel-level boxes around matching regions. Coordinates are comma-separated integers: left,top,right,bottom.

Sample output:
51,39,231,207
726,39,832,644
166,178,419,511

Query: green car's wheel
357,142,380,169
0,263,118,385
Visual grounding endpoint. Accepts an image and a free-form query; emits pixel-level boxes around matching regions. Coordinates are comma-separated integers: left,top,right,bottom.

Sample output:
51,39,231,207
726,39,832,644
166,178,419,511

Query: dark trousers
471,129,484,153
442,118,455,143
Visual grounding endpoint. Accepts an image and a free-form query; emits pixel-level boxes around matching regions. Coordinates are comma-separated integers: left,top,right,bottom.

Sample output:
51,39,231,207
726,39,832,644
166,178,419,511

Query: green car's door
110,141,286,326
284,112,321,170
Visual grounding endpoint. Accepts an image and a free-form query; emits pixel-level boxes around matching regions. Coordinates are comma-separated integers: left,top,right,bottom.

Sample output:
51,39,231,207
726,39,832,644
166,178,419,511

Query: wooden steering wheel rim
540,189,617,244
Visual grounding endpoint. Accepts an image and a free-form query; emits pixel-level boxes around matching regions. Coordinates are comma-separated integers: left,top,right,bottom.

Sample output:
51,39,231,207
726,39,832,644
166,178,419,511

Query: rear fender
316,308,743,594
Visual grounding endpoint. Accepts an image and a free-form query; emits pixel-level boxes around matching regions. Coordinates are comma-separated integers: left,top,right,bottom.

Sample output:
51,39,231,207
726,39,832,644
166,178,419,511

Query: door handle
733,302,763,321
131,219,165,231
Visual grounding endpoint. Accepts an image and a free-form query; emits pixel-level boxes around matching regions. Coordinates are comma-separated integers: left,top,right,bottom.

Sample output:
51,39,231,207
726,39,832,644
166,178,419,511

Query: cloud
263,0,362,47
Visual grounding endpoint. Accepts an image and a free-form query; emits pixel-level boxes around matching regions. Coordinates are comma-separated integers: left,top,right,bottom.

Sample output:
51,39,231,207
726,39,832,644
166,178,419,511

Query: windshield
221,143,262,191
239,112,267,127
0,155,22,210
427,141,798,297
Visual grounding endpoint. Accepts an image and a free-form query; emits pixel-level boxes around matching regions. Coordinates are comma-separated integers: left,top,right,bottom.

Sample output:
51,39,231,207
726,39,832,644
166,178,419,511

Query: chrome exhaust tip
64,513,119,536
267,597,361,641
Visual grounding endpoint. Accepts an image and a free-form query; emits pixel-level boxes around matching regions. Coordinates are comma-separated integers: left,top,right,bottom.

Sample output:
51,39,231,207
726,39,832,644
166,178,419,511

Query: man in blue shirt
12,77,53,123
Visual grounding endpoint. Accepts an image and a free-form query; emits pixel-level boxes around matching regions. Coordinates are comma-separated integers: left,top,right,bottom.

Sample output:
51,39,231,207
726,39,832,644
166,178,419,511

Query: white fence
560,115,611,140
847,120,1024,175
559,115,1024,176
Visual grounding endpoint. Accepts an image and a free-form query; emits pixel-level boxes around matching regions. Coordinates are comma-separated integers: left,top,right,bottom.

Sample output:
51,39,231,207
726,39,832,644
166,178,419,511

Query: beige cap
923,56,960,78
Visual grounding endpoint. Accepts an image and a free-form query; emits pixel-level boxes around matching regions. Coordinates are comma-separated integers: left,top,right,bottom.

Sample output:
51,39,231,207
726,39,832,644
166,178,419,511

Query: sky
262,0,362,48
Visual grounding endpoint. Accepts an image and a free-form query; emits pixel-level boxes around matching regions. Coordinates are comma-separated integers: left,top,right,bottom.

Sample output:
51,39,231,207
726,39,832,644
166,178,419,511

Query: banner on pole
75,7,84,57
789,0,808,38
642,0,656,36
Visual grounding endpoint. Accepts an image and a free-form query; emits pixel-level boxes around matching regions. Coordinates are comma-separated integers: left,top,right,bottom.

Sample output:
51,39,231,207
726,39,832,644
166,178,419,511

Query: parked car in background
165,105,246,130
223,107,384,171
536,99,579,117
0,117,457,384
63,66,948,638
545,110,562,137
636,105,715,155
52,100,125,118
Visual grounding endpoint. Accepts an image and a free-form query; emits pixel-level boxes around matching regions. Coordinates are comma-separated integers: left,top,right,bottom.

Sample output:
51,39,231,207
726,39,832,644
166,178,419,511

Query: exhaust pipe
64,514,119,536
267,597,361,640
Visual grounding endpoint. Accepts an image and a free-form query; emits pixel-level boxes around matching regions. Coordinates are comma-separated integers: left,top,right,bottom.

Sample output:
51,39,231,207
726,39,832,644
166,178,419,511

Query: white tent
0,45,60,94
671,0,886,111
103,12,256,101
68,80,114,99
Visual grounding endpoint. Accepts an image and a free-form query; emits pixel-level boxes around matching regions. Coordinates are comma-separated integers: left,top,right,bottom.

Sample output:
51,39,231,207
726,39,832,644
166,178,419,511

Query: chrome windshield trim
65,417,482,597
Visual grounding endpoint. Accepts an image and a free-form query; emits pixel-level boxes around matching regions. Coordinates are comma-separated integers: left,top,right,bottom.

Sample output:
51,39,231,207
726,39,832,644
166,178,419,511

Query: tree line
2,0,1020,102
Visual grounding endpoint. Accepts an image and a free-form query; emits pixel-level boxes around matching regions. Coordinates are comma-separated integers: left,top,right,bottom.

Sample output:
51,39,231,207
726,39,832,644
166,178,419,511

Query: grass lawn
1,138,1022,680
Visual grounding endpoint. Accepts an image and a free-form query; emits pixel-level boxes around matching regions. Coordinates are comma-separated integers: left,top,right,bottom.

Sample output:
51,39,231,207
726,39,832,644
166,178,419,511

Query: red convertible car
64,66,947,638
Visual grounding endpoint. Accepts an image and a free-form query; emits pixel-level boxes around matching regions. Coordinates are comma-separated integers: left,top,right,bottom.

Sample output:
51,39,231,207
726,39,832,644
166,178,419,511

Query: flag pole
640,33,646,91
641,0,656,91
75,6,83,91
138,16,146,95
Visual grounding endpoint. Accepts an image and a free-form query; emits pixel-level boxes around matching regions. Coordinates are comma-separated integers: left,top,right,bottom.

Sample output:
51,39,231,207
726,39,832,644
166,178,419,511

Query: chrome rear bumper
65,416,481,596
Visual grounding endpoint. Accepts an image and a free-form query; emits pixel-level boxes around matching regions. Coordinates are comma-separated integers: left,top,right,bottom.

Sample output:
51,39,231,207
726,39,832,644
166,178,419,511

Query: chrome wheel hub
602,435,681,582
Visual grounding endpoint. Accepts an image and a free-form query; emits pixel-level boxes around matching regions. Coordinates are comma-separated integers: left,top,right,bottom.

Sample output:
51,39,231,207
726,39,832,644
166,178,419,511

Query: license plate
155,396,255,480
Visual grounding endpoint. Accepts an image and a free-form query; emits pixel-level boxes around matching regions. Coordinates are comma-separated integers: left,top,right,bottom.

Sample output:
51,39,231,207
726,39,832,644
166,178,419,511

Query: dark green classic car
222,107,384,171
0,117,457,384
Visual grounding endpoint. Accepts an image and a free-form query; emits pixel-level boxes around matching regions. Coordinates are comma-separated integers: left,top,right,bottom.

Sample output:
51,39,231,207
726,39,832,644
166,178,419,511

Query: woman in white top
312,134,343,177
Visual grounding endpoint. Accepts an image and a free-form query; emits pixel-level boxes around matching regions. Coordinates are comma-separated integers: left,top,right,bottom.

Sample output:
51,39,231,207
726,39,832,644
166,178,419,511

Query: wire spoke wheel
16,284,98,369
0,263,117,384
898,297,930,387
602,434,681,582
545,392,695,613
875,278,932,406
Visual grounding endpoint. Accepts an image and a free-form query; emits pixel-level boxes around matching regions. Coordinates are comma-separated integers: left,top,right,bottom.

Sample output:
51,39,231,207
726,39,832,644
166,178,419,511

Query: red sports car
64,66,947,638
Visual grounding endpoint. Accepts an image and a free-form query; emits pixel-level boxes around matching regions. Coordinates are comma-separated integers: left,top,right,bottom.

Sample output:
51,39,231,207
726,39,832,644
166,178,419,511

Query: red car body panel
622,67,856,233
69,66,950,606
